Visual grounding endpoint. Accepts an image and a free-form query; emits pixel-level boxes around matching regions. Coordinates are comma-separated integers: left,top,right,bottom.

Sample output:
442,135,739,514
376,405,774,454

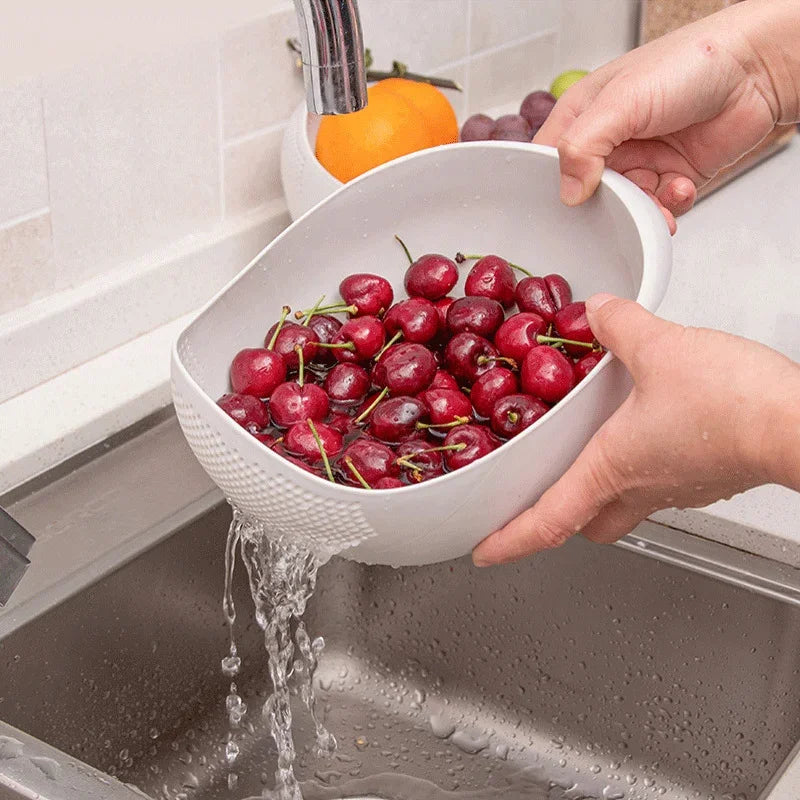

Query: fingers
579,499,646,544
583,295,669,379
641,188,678,235
553,83,650,206
657,175,696,216
472,431,621,566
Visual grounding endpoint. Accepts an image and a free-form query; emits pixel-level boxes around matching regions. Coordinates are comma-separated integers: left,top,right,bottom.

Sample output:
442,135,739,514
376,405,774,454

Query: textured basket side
172,388,377,553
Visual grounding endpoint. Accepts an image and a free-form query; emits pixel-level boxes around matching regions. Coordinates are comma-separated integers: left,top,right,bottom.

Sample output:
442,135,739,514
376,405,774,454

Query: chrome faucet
292,0,368,114
0,508,34,606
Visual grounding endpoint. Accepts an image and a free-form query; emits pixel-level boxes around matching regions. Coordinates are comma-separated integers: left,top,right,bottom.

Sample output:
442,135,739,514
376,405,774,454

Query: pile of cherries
217,238,604,490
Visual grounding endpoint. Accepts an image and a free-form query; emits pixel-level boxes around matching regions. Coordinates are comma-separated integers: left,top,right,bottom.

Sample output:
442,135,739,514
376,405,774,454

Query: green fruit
550,69,589,99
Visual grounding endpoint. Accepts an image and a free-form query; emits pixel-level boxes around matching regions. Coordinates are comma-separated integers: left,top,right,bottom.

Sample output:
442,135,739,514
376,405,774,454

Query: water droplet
225,740,239,765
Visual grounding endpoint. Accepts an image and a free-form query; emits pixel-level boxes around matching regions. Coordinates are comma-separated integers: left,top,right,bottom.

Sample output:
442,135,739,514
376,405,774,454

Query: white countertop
648,138,800,565
1,140,798,566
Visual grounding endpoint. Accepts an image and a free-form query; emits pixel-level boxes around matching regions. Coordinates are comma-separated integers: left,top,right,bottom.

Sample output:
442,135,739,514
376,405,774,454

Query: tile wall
0,0,637,370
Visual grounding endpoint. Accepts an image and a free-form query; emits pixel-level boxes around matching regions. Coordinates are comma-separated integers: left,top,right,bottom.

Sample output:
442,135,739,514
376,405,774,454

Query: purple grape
460,113,495,142
489,114,532,143
519,90,556,134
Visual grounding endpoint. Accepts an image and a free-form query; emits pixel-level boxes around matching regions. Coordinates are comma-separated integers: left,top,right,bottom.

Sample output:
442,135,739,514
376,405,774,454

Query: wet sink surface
1,504,799,800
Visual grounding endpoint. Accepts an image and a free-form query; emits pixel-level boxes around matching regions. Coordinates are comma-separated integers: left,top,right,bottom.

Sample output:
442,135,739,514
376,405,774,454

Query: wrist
737,0,800,123
747,357,800,491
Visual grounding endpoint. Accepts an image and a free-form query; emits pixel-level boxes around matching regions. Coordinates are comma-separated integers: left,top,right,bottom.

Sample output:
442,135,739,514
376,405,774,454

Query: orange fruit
376,78,458,146
316,84,434,183
315,78,458,183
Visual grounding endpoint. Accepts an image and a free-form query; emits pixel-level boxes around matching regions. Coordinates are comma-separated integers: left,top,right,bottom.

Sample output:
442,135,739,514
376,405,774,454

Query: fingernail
585,293,615,313
472,552,492,568
673,185,690,201
560,174,584,206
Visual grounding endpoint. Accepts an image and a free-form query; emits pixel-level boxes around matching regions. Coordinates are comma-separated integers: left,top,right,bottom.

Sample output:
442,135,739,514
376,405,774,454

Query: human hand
472,295,800,566
535,0,800,233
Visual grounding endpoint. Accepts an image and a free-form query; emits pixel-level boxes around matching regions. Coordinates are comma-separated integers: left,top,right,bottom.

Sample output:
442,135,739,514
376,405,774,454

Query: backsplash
0,0,637,398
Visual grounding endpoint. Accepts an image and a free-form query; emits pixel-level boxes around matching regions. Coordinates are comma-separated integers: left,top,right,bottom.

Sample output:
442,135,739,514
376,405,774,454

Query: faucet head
0,508,35,607
293,0,368,115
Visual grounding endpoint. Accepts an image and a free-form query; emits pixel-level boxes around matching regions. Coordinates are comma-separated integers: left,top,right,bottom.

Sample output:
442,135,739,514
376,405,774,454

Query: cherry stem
316,341,356,351
295,303,357,319
267,306,291,351
344,457,372,490
301,295,326,326
536,334,597,350
354,386,390,424
396,442,467,469
507,411,520,424
306,419,335,483
476,355,518,369
415,415,469,431
374,330,403,360
454,252,532,277
394,234,414,264
295,345,305,387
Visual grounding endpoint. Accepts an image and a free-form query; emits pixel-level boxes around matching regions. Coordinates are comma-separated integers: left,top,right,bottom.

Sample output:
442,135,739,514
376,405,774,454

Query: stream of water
222,507,336,800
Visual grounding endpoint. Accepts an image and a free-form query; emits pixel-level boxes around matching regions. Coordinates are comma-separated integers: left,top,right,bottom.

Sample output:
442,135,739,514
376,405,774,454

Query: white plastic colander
171,142,671,566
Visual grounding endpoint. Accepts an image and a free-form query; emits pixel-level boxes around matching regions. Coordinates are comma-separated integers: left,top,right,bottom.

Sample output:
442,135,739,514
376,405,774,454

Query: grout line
0,207,50,233
469,26,560,63
215,38,226,221
224,120,288,149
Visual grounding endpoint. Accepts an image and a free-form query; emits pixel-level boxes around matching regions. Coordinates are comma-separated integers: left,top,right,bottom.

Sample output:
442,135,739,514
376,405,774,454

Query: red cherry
446,296,505,338
269,382,330,427
323,363,371,404
417,388,472,425
383,298,440,344
514,277,557,321
375,476,405,489
429,369,460,391
372,342,437,395
285,421,343,460
434,296,456,331
464,255,516,308
327,411,358,436
553,301,595,355
283,454,317,474
217,393,269,431
490,394,549,438
306,314,342,365
443,424,500,470
230,348,287,398
368,396,428,443
544,274,572,310
395,439,446,482
470,368,518,418
264,322,319,370
404,254,458,300
494,312,547,362
520,345,576,403
574,350,605,382
330,316,386,362
444,332,500,383
341,439,401,485
339,273,394,316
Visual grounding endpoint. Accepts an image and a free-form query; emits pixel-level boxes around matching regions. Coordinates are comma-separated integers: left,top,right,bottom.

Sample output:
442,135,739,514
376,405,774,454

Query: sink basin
2,500,800,800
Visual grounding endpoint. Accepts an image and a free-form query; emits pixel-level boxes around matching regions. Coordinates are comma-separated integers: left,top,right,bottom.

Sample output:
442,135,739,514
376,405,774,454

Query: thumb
585,294,666,379
471,420,623,565
555,85,637,205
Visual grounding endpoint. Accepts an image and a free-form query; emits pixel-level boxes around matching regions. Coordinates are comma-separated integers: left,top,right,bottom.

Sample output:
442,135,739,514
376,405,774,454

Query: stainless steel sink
1,414,800,800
